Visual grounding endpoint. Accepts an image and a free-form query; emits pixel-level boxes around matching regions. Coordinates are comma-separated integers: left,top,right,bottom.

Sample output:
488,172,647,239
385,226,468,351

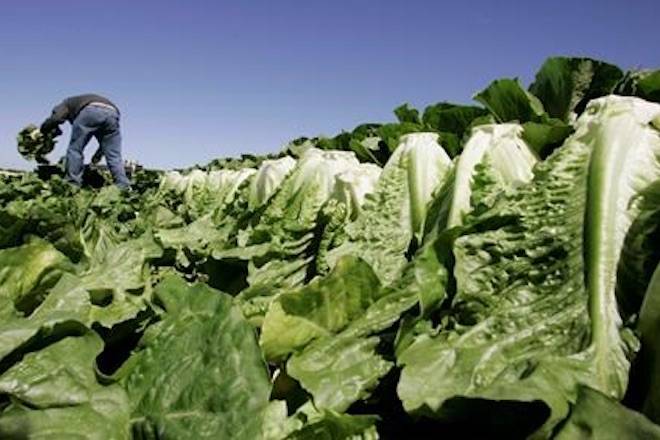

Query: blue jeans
66,105,130,188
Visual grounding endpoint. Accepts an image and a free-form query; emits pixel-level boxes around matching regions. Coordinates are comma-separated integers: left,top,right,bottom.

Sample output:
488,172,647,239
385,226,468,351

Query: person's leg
98,111,130,188
66,111,97,186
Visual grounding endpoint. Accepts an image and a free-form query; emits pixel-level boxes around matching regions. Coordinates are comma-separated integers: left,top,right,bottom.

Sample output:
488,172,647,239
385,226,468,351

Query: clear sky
1,0,657,170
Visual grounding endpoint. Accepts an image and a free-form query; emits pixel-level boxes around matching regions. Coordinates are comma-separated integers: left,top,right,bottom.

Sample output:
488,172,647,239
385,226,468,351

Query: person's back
41,94,130,189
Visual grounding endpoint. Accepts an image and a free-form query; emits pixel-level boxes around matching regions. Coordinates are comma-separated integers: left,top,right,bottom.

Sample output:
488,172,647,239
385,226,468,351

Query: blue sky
1,0,657,170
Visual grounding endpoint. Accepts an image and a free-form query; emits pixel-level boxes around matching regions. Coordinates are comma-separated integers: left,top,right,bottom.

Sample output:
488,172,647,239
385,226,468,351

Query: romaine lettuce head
325,133,452,284
158,167,256,218
331,163,381,219
248,156,296,210
398,95,660,438
447,123,538,227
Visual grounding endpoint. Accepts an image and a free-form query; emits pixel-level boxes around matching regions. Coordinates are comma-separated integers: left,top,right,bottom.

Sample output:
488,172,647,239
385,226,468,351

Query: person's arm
40,101,69,134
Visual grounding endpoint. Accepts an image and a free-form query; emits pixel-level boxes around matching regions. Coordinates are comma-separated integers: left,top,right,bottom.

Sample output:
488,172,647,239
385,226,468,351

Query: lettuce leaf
554,386,660,439
529,56,623,122
120,275,271,439
636,262,660,423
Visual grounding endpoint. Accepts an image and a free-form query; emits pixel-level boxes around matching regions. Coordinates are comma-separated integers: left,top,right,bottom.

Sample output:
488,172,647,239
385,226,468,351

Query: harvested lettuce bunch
17,124,58,164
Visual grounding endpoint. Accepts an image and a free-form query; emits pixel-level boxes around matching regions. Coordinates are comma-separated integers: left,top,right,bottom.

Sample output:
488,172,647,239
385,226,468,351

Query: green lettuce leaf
77,232,162,327
285,254,438,412
348,135,386,165
615,180,660,318
633,70,660,103
0,333,130,439
287,335,391,413
376,122,424,153
260,256,382,362
421,103,489,142
287,410,379,440
0,386,129,440
120,275,271,440
0,332,104,407
521,119,574,158
529,56,623,121
0,238,73,319
394,103,421,124
636,262,660,423
616,69,660,104
0,274,91,363
554,386,660,440
262,401,379,440
474,78,546,123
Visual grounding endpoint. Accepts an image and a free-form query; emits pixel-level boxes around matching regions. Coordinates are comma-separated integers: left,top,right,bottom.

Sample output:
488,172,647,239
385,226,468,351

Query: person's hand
42,126,62,137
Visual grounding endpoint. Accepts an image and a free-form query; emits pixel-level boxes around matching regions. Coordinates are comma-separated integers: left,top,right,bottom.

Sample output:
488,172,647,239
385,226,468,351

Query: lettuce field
1,57,660,439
